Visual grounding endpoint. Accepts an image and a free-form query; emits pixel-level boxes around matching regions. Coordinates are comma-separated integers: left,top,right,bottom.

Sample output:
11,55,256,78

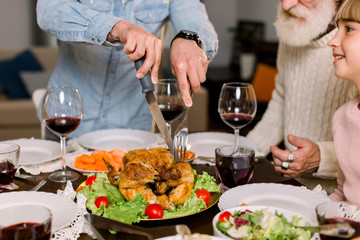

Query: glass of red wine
42,86,83,182
0,204,52,240
316,201,360,240
218,82,257,145
0,143,20,192
215,145,255,192
156,79,185,136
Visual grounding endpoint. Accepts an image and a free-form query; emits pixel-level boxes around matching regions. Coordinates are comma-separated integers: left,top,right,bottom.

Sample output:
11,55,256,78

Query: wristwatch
171,30,202,48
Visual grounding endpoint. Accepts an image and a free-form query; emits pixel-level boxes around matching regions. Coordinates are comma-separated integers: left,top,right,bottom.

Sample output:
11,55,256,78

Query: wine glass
42,86,83,182
155,79,185,136
218,82,257,145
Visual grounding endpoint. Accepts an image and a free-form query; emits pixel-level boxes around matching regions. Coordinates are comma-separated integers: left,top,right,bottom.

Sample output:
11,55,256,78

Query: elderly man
247,0,355,190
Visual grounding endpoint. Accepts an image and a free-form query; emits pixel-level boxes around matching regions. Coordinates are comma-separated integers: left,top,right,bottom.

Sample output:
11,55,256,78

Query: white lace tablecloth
52,181,96,240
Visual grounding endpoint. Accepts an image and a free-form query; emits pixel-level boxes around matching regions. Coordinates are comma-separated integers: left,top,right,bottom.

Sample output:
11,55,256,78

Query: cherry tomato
145,204,164,219
94,196,109,208
218,211,232,222
86,176,97,186
196,189,211,204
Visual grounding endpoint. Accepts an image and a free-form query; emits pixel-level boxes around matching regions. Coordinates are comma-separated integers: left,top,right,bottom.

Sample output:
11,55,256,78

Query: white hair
274,0,336,46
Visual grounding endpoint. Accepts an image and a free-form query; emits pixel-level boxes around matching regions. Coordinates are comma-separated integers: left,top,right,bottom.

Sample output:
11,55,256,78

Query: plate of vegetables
66,148,127,173
212,206,318,240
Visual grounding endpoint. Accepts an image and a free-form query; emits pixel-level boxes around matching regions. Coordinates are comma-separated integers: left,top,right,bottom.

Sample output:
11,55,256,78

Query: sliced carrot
74,149,126,172
79,154,95,164
110,149,127,159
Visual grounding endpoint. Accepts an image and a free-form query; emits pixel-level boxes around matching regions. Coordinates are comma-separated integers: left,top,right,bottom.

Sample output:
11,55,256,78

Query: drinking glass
316,201,360,239
215,145,255,192
0,143,20,191
42,86,83,182
218,82,257,145
0,204,52,240
155,79,185,136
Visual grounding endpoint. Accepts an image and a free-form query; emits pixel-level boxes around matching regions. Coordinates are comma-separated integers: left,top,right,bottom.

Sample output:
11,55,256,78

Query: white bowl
212,205,318,240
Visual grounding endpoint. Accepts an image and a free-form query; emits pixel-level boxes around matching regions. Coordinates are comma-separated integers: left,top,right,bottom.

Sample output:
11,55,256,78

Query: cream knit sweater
247,30,356,178
330,96,360,208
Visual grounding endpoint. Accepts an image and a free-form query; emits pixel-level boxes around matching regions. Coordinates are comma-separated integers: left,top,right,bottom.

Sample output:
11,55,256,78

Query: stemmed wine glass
156,79,185,136
218,82,257,145
42,86,83,182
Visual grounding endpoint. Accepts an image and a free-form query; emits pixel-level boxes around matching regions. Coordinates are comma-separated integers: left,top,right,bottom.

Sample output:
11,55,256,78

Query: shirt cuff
312,141,338,179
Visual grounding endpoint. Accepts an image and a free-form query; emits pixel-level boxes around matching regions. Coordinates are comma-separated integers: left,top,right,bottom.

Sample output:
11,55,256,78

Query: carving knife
134,58,174,154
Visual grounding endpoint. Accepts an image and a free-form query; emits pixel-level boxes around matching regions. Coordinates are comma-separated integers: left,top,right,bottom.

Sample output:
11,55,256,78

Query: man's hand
170,38,208,107
271,134,321,178
109,21,163,84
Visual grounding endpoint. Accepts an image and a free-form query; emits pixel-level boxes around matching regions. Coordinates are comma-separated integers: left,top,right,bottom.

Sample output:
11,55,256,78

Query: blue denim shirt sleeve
37,0,121,45
169,0,218,61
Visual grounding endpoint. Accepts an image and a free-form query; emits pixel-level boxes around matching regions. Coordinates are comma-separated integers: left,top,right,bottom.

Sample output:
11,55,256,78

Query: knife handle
135,57,155,93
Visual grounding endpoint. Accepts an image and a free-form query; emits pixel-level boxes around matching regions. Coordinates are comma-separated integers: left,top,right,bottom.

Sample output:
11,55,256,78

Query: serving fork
174,106,189,162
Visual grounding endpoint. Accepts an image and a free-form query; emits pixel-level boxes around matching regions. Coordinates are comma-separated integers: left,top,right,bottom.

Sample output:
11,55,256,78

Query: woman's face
328,20,360,87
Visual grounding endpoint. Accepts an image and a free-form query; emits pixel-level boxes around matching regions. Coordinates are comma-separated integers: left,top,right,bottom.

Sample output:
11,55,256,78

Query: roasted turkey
104,147,195,209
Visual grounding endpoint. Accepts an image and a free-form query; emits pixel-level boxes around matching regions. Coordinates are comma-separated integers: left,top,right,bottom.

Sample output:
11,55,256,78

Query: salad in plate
215,207,313,240
77,170,220,224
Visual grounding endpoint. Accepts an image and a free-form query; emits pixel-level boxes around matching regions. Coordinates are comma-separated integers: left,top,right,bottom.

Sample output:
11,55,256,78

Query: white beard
274,0,336,47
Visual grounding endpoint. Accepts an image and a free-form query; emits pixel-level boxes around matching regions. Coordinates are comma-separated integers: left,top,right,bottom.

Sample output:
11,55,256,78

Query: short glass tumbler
215,145,255,192
0,204,52,240
0,143,20,191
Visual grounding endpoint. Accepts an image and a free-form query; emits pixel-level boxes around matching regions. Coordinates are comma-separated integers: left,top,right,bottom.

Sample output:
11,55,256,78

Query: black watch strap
171,30,202,48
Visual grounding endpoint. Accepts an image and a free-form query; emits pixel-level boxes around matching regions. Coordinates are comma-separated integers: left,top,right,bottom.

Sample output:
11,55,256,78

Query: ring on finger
288,151,294,163
281,161,289,170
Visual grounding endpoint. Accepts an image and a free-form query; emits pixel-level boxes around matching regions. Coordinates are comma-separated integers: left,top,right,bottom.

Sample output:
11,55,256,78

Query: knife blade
134,58,174,154
86,214,188,239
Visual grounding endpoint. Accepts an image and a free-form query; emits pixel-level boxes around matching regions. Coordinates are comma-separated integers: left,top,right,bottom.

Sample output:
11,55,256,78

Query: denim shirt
36,0,218,138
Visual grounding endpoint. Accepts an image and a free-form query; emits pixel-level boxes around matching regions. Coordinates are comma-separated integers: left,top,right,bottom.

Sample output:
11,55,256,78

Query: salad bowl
212,205,318,240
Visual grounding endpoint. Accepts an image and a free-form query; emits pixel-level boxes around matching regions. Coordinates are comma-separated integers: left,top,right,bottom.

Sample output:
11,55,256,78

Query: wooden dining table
10,158,301,240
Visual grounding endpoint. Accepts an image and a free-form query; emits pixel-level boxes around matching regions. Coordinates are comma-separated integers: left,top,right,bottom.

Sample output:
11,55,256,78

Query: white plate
0,191,78,231
188,132,263,159
78,129,159,151
1,139,60,166
212,205,318,240
218,183,330,224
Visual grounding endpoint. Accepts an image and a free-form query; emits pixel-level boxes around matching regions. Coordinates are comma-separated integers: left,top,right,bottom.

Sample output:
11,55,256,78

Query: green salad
216,208,313,240
77,171,220,224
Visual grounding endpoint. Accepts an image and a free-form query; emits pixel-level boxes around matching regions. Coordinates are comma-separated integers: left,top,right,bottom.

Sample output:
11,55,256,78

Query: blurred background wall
0,0,279,68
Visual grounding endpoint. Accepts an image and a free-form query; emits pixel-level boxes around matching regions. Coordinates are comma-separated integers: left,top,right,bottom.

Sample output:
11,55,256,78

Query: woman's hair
335,0,360,25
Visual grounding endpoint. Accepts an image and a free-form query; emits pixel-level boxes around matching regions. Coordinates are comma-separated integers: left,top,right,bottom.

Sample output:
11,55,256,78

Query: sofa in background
0,47,58,140
0,47,208,141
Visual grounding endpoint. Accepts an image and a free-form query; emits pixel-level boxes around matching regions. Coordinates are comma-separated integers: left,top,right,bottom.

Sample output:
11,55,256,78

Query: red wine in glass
1,222,51,240
319,218,360,240
42,86,83,183
45,117,81,136
221,113,253,128
0,161,17,186
159,104,185,122
215,146,255,192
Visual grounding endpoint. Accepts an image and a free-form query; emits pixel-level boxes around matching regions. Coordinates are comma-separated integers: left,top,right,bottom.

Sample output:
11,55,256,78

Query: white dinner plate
212,205,318,240
78,128,159,151
1,139,60,166
0,191,78,231
218,183,330,224
188,132,263,159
